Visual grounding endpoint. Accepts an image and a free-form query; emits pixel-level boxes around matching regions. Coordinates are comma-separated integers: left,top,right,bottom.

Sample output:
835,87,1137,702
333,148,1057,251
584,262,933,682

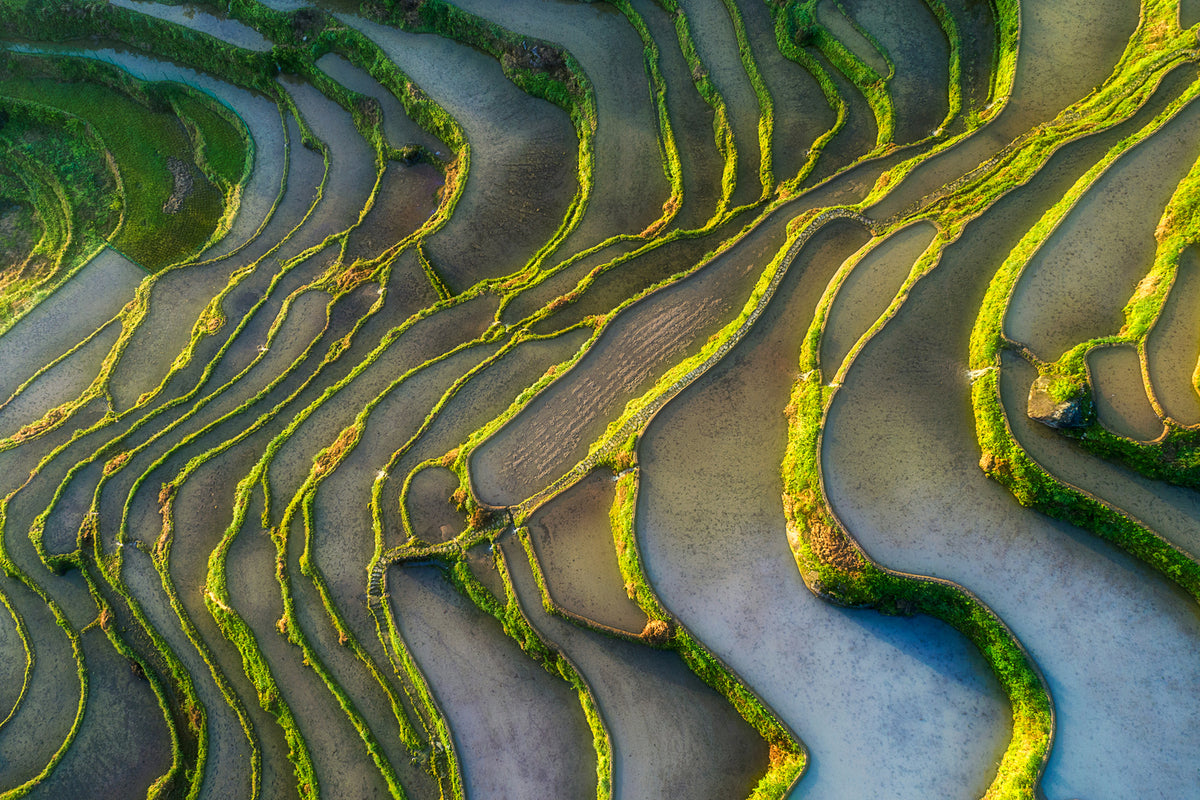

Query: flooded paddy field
3,0,1200,798
1147,246,1200,424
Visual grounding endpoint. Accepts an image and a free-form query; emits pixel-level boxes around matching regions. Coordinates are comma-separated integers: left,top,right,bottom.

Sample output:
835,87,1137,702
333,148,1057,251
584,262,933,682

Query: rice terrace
2,0,1200,797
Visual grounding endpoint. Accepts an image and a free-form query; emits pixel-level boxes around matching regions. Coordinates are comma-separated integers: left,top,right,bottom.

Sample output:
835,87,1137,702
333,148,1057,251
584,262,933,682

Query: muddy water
281,507,442,800
950,0,998,114
26,627,172,799
1002,351,1200,559
821,222,937,374
341,161,443,265
629,0,724,229
41,460,105,556
465,542,507,602
382,328,592,544
92,287,332,543
55,46,287,262
822,120,1200,800
0,588,25,721
0,322,120,441
201,288,330,400
0,248,143,402
309,457,420,752
344,16,579,292
276,77,378,258
406,467,463,543
225,495,394,800
301,342,500,675
108,111,321,412
109,0,272,51
816,0,888,77
1007,93,1200,361
118,545,255,800
992,359,1200,799
147,442,302,800
1087,345,1163,441
471,202,810,507
286,574,442,800
453,0,669,251
1184,0,1200,29
263,295,497,510
291,341,496,559
387,564,596,800
525,469,646,634
868,0,1142,222
799,48,878,187
315,53,445,154
531,218,745,334
679,0,765,206
118,73,377,416
0,577,81,790
637,216,1008,800
1147,247,1200,424
842,0,949,145
501,538,768,800
737,0,836,187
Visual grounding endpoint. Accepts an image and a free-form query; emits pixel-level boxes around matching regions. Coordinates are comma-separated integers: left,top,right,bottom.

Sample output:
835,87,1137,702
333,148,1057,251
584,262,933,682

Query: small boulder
1027,374,1087,429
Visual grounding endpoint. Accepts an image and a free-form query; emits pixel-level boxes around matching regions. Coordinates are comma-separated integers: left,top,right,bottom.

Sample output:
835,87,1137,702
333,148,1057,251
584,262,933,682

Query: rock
1027,374,1087,429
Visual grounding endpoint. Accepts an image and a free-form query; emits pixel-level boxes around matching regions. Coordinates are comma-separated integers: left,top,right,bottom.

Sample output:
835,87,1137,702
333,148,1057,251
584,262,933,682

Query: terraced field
2,1,1200,798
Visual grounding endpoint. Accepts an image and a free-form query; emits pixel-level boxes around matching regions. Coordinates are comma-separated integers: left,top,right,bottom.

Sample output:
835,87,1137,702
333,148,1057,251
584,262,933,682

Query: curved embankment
3,1,1199,799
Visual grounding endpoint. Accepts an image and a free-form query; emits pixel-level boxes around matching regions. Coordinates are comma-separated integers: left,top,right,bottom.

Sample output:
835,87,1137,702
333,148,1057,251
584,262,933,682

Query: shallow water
525,469,647,634
679,0,765,206
388,564,596,800
1003,350,1200,561
637,215,1007,800
118,545,255,800
0,248,144,401
1146,246,1200,424
868,0,1142,222
628,0,725,229
108,110,321,412
822,124,1200,798
1184,0,1200,29
453,0,670,250
225,494,396,800
502,538,768,800
0,322,120,441
798,47,879,187
64,45,288,261
341,161,443,265
109,0,272,51
737,0,835,187
842,0,949,144
344,15,579,292
406,466,464,544
0,577,82,790
0,587,26,723
4,1,1196,796
1007,91,1200,361
821,221,937,374
1087,344,1163,441
315,53,445,154
26,627,172,799
815,0,889,79
471,203,822,507
158,443,304,800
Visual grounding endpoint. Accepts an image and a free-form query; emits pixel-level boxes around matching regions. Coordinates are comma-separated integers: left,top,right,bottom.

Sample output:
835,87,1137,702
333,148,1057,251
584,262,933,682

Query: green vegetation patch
0,52,249,271
0,95,119,324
